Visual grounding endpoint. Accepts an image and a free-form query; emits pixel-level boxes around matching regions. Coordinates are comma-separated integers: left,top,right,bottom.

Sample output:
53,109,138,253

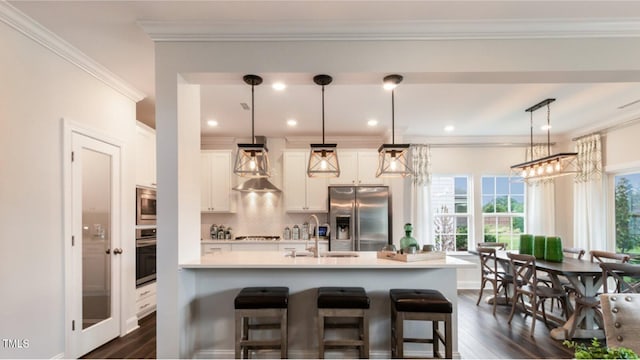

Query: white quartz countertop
181,251,476,269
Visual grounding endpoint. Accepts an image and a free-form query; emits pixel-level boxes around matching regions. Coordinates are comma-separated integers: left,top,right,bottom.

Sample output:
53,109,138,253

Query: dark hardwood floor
82,290,577,359
82,312,156,359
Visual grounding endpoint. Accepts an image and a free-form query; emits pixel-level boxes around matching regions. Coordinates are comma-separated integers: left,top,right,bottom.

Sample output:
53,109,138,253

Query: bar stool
390,289,453,359
317,286,370,358
234,287,289,359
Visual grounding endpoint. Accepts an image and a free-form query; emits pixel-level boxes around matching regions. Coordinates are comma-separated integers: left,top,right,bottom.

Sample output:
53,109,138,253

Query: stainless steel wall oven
136,228,156,287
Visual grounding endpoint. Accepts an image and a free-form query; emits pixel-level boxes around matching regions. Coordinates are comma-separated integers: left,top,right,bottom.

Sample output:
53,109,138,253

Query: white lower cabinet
202,243,232,254
232,243,279,251
136,282,156,319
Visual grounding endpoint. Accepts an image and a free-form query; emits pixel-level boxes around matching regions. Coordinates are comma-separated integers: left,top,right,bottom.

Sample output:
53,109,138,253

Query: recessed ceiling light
541,124,552,131
272,82,286,91
207,119,218,127
367,119,378,127
444,125,455,132
287,119,297,126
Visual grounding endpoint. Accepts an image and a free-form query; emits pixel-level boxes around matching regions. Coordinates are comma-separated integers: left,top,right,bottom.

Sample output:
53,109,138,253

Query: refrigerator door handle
354,198,359,251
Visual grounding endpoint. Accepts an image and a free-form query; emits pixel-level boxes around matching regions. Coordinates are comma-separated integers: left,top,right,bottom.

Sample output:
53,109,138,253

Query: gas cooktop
234,235,281,241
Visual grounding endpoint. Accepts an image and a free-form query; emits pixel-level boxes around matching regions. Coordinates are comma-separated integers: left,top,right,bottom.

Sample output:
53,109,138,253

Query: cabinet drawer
136,297,156,317
202,243,232,254
136,282,156,302
231,243,279,251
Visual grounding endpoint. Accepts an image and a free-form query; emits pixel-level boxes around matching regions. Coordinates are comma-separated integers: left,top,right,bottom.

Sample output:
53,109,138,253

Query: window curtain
573,134,604,252
526,145,556,235
410,144,432,246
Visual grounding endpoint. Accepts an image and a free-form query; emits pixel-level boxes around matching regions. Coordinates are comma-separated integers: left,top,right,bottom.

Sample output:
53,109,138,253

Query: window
481,176,525,250
431,176,471,251
614,173,640,263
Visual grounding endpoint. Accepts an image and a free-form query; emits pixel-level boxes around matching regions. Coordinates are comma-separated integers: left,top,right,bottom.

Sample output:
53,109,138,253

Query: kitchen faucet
307,214,320,258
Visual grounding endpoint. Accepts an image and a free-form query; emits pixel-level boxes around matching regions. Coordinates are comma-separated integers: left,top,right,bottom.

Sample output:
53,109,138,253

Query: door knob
105,248,111,254
113,248,123,254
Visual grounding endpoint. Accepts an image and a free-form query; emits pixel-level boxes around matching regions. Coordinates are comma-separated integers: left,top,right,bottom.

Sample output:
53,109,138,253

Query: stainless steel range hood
233,178,281,193
233,136,282,193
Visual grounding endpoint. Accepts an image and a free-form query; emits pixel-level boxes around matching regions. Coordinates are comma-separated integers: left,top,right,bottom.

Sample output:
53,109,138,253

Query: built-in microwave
136,187,156,225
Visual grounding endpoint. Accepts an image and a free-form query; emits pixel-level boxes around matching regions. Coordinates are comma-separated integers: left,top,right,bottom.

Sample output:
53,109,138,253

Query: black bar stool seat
317,286,370,358
390,289,453,359
234,287,289,359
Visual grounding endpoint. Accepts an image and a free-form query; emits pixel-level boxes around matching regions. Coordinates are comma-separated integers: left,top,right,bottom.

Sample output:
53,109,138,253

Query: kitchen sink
320,251,359,258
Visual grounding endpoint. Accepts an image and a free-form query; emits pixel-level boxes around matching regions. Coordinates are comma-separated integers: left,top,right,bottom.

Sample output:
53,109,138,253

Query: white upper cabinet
283,151,328,212
328,149,384,185
135,121,156,188
201,150,235,213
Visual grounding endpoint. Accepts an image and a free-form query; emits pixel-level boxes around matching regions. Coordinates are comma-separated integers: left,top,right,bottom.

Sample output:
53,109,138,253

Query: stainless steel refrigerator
328,186,391,251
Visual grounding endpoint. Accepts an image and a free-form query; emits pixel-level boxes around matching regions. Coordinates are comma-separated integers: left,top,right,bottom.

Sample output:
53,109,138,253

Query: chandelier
510,98,577,182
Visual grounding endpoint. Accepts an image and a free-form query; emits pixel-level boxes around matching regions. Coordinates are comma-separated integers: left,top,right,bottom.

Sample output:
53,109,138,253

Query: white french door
68,130,122,357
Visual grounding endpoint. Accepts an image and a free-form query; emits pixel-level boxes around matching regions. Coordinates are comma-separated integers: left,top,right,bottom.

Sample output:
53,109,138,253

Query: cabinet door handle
140,303,150,309
140,290,150,297
105,248,111,254
113,248,123,255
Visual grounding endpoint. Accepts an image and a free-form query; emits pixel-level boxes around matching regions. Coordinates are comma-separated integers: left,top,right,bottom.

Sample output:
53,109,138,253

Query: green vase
519,234,533,255
400,223,418,252
545,236,563,262
534,236,546,260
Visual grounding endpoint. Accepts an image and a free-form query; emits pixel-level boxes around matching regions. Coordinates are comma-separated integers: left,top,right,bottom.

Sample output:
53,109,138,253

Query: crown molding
139,18,640,42
0,1,145,102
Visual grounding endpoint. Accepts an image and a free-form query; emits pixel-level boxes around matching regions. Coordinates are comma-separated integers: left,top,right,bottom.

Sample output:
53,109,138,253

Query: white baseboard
456,280,480,289
125,315,139,335
51,352,65,359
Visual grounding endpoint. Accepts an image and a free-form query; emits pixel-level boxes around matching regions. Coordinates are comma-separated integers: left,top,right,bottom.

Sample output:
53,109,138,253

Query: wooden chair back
590,250,630,264
563,247,585,260
507,252,537,289
600,262,640,293
477,247,498,277
477,242,507,250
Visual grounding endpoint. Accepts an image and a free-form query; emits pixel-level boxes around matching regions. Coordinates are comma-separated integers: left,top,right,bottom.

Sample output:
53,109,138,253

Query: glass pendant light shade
308,74,340,177
308,144,340,177
377,74,413,178
233,74,271,178
234,143,271,178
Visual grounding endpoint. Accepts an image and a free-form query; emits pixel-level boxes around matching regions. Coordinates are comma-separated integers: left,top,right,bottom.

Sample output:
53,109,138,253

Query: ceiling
9,1,640,140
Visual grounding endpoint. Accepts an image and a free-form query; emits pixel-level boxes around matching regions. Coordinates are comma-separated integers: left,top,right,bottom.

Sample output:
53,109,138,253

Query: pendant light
376,74,412,178
307,74,340,177
510,98,578,182
233,74,271,178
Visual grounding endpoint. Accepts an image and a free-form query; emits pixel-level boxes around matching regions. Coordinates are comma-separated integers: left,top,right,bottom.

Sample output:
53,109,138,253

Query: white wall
0,21,137,358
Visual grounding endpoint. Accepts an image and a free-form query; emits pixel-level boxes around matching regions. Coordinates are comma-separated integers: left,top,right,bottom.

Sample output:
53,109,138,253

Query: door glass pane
82,148,112,329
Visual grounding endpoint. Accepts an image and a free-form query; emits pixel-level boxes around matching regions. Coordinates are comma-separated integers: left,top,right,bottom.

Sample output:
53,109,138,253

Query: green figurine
400,223,419,252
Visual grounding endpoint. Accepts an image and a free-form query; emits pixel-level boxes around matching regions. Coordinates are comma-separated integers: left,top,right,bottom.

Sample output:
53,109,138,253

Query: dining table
478,250,605,341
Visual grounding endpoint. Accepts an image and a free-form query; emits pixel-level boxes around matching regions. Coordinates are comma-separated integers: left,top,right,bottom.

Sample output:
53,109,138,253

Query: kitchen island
179,251,475,358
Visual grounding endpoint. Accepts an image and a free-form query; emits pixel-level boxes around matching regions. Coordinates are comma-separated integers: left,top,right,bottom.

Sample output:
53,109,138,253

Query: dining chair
476,247,513,315
590,250,630,264
476,242,507,250
600,293,640,354
506,253,569,337
600,262,640,294
554,248,586,311
563,247,586,260
567,250,631,338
